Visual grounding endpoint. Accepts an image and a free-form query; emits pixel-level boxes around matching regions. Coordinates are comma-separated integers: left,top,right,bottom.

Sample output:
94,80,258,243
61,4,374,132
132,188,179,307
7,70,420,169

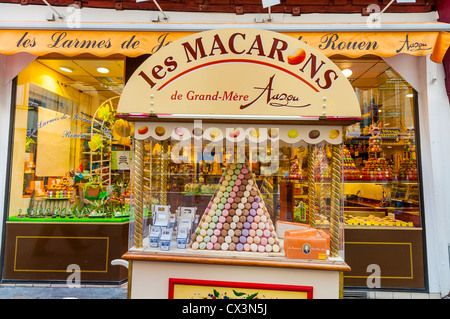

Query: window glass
9,58,132,221
334,57,421,228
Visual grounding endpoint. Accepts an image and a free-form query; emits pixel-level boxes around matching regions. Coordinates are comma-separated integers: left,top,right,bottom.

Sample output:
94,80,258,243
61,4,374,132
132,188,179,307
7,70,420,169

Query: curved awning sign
117,28,361,121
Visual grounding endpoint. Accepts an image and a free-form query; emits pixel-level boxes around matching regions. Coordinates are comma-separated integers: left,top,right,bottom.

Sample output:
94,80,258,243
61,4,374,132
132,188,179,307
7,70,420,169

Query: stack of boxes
176,207,196,249
148,205,197,251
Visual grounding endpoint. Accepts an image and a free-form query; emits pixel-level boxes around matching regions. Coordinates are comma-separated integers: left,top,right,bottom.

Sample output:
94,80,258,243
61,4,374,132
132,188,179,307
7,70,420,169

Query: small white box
152,205,171,224
176,226,189,249
169,214,176,229
160,228,173,251
149,226,161,248
177,206,196,231
154,210,170,229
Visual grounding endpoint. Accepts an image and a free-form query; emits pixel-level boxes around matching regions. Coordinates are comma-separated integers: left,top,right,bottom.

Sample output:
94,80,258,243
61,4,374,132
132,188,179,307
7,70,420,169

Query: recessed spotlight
59,66,73,73
97,67,110,74
342,69,352,77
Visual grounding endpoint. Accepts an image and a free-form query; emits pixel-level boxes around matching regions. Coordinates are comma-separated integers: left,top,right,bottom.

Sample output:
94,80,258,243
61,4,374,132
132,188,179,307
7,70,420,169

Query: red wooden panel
234,0,265,5
209,0,232,5
286,0,330,5
352,0,377,5
0,0,435,13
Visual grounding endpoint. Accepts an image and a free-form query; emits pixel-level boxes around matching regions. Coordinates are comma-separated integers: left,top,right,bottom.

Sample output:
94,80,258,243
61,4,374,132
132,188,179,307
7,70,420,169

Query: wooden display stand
123,251,349,299
118,28,360,299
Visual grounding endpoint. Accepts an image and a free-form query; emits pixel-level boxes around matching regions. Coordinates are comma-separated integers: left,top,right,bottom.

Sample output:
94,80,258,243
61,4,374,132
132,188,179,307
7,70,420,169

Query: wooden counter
123,251,351,272
122,249,350,299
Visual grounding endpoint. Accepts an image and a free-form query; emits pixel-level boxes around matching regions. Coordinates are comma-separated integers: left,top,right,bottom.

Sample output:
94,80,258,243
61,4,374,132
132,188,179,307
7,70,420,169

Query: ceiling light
342,69,352,77
97,67,110,74
406,93,414,98
59,66,73,73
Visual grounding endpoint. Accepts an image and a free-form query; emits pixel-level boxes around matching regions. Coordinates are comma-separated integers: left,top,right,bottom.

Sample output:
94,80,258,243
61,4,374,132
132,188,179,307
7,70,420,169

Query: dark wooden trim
2,222,129,282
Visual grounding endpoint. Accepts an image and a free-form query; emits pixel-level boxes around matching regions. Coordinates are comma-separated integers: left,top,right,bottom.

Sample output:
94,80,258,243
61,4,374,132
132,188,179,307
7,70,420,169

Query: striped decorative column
307,144,316,228
330,144,342,258
160,140,169,205
133,138,144,248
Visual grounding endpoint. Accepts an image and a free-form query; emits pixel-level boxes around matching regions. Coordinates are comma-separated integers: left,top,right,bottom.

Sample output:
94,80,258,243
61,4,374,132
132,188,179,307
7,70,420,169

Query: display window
131,124,345,260
8,57,134,222
334,56,422,229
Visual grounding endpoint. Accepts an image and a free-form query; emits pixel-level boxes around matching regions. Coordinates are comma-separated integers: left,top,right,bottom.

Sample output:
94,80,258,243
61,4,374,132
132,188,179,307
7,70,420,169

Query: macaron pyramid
314,145,330,179
342,146,361,180
190,162,282,254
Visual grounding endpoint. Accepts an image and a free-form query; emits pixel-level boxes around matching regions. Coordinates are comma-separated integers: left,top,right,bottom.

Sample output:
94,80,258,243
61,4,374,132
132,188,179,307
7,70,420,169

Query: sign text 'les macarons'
117,28,361,120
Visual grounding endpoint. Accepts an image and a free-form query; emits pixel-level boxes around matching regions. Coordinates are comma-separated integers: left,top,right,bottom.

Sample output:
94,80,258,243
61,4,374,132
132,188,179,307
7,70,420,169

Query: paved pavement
0,283,127,299
0,283,448,299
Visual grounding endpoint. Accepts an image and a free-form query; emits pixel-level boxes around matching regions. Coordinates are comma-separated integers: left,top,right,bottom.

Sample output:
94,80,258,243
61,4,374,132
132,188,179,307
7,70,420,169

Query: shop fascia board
1,22,450,33
0,3,440,24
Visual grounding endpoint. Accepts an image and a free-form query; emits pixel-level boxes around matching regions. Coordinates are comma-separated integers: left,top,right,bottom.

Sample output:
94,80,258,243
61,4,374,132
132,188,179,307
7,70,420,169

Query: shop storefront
0,16,449,297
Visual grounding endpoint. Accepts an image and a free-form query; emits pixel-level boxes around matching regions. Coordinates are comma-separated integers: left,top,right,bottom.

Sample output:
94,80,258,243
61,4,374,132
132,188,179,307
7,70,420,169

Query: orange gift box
284,227,330,260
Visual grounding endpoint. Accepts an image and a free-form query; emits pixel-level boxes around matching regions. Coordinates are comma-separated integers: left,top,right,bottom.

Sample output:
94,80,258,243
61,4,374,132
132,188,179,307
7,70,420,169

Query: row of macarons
190,227,281,253
137,125,340,141
190,240,281,253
